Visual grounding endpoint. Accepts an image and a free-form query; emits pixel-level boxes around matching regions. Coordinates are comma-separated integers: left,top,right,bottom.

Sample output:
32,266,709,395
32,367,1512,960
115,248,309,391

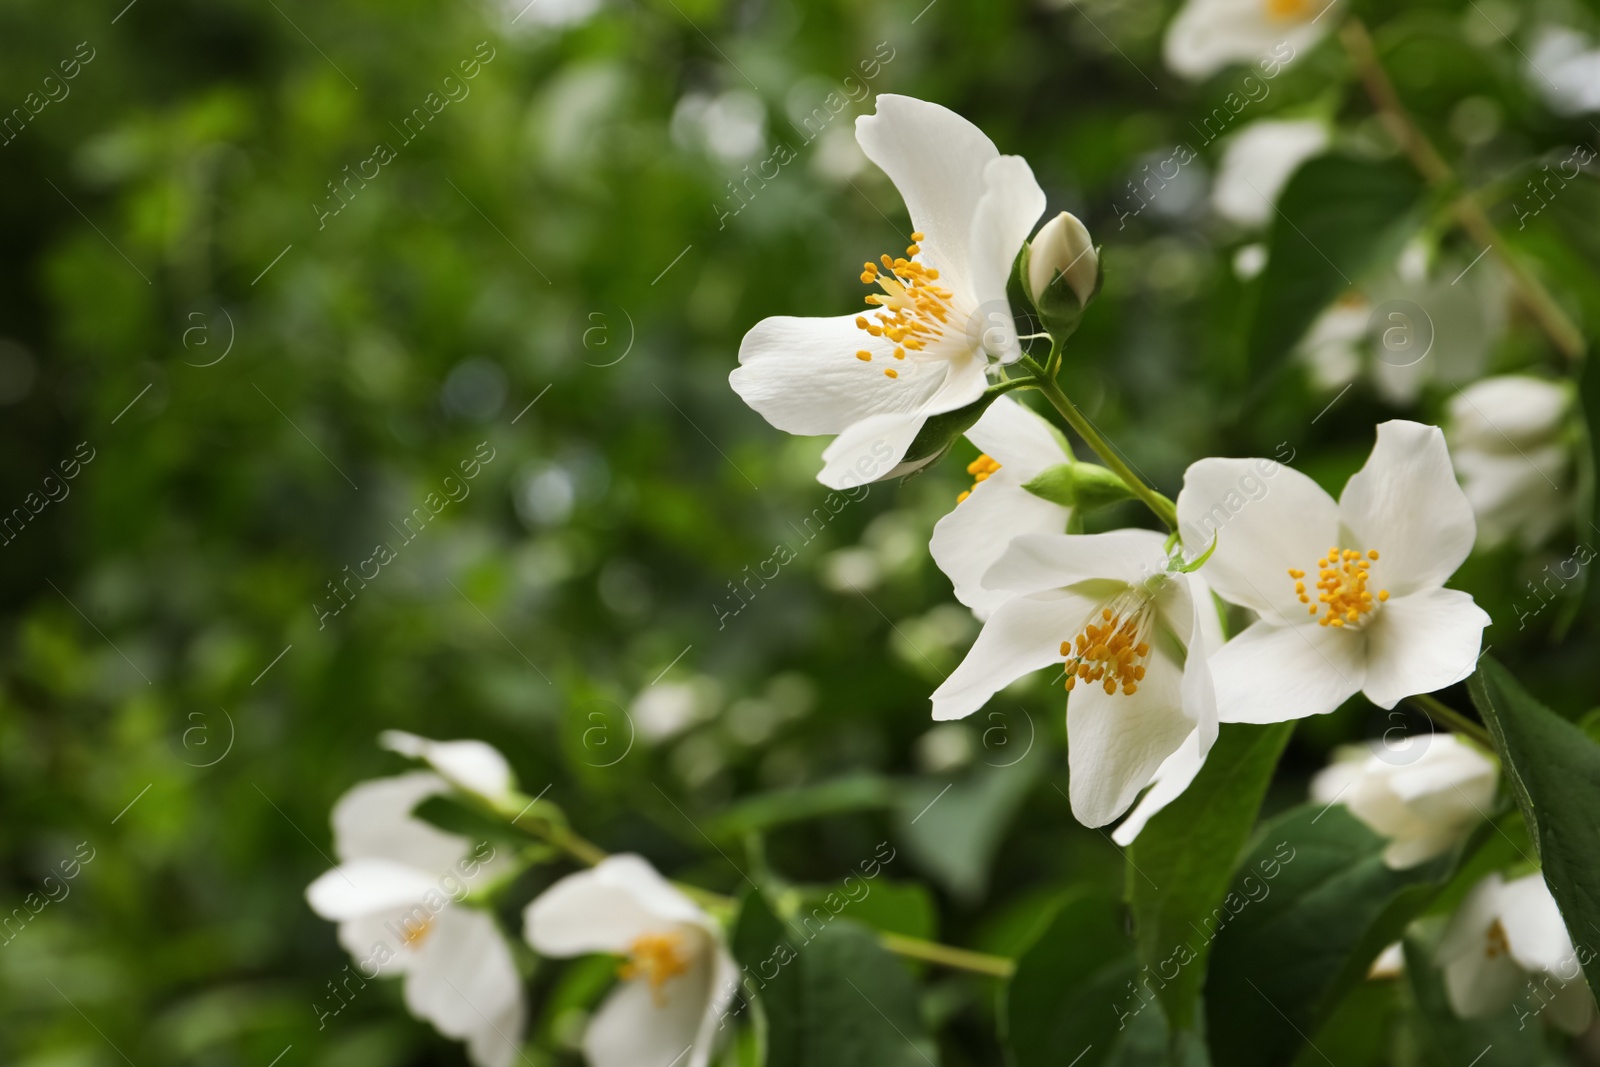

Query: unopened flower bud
1027,212,1099,312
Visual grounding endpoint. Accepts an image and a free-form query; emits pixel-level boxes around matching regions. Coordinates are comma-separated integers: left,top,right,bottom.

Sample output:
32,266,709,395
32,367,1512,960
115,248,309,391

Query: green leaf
1021,462,1133,512
1245,155,1423,379
706,773,896,839
1402,935,1543,1067
1003,891,1137,1067
1204,805,1452,1067
730,891,935,1067
896,754,1043,903
1469,659,1600,1002
900,392,997,469
1124,721,1295,1032
802,880,936,942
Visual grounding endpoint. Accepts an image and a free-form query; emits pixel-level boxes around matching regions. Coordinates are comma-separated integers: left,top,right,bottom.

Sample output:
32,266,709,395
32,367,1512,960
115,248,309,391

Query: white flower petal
1546,976,1596,1034
1338,421,1475,597
1111,727,1208,845
380,731,516,804
731,314,944,436
854,94,1002,300
1178,457,1340,624
330,771,468,873
1210,620,1365,724
1448,376,1571,449
308,858,446,921
1212,120,1330,228
1164,0,1330,80
1068,645,1194,827
525,854,709,957
404,906,526,1067
930,590,1098,721
965,155,1046,362
1173,574,1221,753
983,529,1170,596
1437,875,1507,968
1360,588,1489,710
584,939,718,1067
817,410,930,491
1499,873,1576,975
930,475,1069,619
965,395,1070,481
334,907,415,977
1453,445,1569,551
1443,949,1524,1019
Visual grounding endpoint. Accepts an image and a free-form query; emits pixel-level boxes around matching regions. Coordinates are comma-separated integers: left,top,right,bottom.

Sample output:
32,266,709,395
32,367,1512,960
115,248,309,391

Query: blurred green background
5,0,1600,1063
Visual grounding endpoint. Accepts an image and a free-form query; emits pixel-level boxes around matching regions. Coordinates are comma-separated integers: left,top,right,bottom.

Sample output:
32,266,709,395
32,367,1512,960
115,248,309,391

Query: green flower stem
490,790,1017,978
877,932,1016,977
1406,692,1495,751
1020,354,1179,529
1340,17,1585,362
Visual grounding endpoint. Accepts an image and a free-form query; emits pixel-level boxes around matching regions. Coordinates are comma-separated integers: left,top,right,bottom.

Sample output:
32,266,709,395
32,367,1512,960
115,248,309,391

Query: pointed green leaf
1468,659,1600,1002
1124,721,1295,1032
1245,155,1423,379
1204,805,1453,1067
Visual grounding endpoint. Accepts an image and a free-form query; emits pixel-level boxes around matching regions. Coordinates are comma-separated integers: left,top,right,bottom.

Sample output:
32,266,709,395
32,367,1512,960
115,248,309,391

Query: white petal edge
525,854,710,957
380,730,516,803
930,590,1097,721
930,474,1069,620
1338,421,1476,598
1360,587,1489,710
1210,620,1365,724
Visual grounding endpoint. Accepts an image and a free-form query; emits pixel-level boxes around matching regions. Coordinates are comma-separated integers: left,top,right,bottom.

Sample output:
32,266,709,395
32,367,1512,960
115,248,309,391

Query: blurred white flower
380,730,519,808
306,770,524,1067
931,530,1219,829
732,94,1046,489
1298,246,1509,406
1437,872,1593,1033
1164,0,1334,80
1232,242,1269,279
630,681,711,743
1310,733,1497,868
1211,119,1330,227
930,396,1075,619
1179,421,1490,724
1446,375,1573,551
525,855,739,1067
1527,26,1600,115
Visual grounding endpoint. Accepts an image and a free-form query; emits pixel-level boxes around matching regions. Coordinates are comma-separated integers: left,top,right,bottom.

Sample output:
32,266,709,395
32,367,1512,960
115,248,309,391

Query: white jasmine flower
931,529,1219,828
1211,119,1330,227
1446,376,1573,551
929,396,1075,619
1527,26,1600,116
306,771,524,1067
525,855,739,1067
1164,0,1334,81
731,94,1046,490
1310,733,1498,868
380,729,518,807
1437,872,1594,1034
1178,420,1491,724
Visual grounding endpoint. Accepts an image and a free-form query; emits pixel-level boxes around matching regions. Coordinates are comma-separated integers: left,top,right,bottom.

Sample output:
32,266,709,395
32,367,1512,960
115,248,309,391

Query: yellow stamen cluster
854,231,953,381
619,932,691,1005
1290,547,1388,628
1062,606,1151,696
1485,919,1510,960
1264,0,1315,21
401,917,434,948
957,454,1001,504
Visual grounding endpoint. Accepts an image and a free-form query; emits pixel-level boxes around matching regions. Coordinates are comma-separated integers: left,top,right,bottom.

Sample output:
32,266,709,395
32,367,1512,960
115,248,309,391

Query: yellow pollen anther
1060,597,1153,699
910,231,925,241
1264,0,1314,21
884,368,898,379
401,917,434,948
852,237,955,379
856,350,872,362
958,454,1001,501
1485,919,1510,960
619,932,691,1005
1296,546,1388,628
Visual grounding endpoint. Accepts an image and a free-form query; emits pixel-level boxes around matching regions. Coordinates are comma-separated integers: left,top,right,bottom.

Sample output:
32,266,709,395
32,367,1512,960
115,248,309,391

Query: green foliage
731,891,934,1067
1470,660,1600,1001
1125,722,1294,1032
1245,156,1423,380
